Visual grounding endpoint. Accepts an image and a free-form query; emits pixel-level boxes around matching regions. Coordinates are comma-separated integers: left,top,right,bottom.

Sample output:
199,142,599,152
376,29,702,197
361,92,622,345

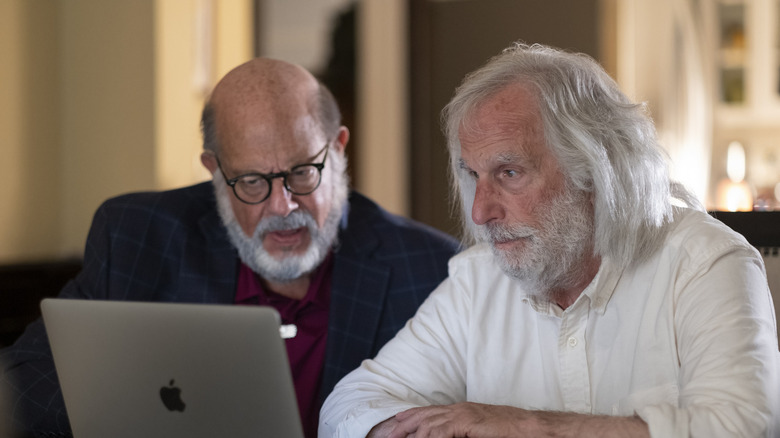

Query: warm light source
716,141,753,211
726,141,746,182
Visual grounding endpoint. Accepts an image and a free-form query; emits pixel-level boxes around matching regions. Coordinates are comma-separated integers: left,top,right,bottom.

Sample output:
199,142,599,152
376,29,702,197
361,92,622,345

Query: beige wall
154,0,254,192
356,0,409,216
0,1,62,262
0,0,252,263
155,0,210,192
59,0,158,257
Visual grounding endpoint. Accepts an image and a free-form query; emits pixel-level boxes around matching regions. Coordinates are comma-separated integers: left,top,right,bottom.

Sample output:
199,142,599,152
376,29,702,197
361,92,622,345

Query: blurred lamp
715,141,753,211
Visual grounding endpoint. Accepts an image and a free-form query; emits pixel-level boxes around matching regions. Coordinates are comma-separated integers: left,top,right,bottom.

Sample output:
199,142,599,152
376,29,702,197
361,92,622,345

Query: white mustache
254,211,317,237
478,223,535,244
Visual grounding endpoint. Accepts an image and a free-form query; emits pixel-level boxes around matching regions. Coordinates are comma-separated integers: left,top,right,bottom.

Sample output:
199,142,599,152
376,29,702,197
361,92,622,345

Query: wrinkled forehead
213,90,323,152
213,83,315,124
211,59,319,124
458,83,545,148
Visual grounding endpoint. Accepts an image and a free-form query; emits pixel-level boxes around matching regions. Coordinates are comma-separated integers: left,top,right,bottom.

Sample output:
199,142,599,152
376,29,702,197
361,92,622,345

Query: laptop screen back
41,298,304,438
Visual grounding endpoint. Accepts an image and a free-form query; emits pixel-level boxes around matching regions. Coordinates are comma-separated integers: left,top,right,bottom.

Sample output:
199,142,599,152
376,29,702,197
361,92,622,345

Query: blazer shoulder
346,191,461,254
97,182,215,222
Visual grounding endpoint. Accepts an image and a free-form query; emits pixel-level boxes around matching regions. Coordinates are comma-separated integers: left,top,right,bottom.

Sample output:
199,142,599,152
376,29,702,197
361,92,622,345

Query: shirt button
567,336,578,347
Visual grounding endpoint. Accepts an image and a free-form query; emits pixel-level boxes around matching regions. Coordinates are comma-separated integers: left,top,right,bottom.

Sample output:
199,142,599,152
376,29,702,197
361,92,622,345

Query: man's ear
333,126,349,154
201,152,218,175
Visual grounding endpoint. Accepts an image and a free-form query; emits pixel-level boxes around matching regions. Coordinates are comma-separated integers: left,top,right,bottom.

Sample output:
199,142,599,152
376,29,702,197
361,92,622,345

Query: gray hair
443,42,702,268
201,80,342,154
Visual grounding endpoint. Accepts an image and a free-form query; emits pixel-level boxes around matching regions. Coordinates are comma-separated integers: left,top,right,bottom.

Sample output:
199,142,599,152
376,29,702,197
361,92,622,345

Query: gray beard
476,185,594,300
212,170,348,284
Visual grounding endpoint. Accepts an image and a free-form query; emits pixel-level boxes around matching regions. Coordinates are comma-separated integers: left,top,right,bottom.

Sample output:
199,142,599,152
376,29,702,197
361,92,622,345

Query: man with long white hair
320,43,778,437
1,58,459,438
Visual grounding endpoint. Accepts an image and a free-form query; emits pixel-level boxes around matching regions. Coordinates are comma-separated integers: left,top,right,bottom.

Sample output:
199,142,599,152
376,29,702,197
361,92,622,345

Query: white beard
476,184,594,300
212,167,349,284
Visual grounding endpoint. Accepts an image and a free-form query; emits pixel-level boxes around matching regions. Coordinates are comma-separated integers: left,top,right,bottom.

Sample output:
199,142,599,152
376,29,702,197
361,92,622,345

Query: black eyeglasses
217,143,329,205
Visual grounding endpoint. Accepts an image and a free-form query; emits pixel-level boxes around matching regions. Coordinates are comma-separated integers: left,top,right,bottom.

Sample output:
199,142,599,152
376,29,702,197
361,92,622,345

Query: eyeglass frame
216,142,330,205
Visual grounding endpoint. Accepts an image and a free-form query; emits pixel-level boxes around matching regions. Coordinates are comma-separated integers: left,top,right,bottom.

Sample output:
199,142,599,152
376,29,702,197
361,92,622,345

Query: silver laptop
41,298,304,438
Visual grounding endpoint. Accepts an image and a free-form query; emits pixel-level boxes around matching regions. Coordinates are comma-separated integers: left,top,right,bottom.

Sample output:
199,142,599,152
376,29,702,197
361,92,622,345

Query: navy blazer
1,182,459,437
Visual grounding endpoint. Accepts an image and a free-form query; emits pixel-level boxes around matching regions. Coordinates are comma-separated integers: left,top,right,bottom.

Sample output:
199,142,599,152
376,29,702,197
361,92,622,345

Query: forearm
366,417,400,438
535,411,649,438
367,404,650,438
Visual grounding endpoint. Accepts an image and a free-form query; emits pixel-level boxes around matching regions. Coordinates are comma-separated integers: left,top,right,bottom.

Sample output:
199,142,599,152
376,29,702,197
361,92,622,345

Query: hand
385,402,536,438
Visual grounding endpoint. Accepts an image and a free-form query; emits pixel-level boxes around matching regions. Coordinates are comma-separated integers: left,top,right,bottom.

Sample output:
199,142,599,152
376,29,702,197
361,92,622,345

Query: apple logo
159,379,186,412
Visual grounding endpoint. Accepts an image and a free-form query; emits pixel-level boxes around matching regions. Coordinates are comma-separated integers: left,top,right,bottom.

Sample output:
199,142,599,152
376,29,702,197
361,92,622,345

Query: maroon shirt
235,254,333,438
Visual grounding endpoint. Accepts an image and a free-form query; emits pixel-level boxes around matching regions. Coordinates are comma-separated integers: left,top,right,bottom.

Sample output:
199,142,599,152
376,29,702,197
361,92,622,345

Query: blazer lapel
320,197,390,399
173,205,238,304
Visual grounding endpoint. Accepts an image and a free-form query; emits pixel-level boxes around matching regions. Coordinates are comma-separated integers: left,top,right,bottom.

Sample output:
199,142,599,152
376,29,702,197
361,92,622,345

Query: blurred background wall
1,0,779,263
0,0,253,263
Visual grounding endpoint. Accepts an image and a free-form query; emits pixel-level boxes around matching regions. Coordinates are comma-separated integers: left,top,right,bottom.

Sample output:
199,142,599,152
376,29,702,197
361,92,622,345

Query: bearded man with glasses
1,58,460,438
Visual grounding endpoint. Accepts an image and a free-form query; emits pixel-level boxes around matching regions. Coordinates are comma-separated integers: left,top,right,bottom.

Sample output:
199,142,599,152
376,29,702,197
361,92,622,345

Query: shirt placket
557,298,592,413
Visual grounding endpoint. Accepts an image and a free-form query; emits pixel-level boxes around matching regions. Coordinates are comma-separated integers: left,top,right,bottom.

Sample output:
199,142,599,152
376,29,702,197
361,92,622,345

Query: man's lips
264,227,307,245
492,235,530,248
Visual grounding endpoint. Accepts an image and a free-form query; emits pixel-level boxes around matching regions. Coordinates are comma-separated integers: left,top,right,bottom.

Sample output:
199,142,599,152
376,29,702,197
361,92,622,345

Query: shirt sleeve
636,245,780,438
319,265,472,438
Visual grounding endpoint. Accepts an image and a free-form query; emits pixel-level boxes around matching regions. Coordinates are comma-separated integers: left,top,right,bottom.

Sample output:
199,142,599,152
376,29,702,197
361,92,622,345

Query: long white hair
443,43,703,269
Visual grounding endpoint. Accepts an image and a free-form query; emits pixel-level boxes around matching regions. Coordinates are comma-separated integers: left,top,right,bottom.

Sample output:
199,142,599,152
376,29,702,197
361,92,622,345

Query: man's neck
550,255,602,311
262,275,312,300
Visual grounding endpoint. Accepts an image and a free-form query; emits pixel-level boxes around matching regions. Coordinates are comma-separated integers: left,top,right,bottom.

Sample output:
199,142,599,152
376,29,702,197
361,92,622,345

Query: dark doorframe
408,0,608,238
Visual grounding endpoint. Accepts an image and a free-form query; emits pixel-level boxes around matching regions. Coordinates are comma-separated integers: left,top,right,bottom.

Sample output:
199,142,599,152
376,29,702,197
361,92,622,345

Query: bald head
201,58,341,155
198,59,350,292
214,58,317,117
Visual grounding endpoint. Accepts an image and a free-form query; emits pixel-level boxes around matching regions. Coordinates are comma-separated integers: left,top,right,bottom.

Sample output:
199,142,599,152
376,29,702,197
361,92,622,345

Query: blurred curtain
663,0,716,204
623,0,715,204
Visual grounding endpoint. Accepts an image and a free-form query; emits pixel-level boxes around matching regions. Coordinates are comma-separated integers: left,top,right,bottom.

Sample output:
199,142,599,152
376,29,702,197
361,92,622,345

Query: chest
464,282,680,415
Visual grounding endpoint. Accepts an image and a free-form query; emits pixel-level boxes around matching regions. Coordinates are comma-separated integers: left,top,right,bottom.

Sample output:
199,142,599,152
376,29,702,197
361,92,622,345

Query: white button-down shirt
320,208,779,437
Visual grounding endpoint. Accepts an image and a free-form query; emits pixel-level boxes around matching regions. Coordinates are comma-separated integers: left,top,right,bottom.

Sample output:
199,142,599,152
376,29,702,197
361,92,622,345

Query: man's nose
471,180,503,226
265,179,298,217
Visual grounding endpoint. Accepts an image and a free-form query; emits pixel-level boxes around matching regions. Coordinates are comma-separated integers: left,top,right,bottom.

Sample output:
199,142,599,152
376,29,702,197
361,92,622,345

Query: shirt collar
236,251,334,311
520,256,623,316
303,251,334,309
586,256,623,313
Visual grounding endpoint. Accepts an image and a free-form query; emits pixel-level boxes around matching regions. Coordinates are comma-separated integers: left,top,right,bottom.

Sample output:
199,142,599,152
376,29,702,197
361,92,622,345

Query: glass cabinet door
719,1,747,104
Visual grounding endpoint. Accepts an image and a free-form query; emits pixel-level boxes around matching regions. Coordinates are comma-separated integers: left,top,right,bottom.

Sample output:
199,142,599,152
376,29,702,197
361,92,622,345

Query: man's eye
241,176,262,186
497,168,527,190
292,167,314,178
